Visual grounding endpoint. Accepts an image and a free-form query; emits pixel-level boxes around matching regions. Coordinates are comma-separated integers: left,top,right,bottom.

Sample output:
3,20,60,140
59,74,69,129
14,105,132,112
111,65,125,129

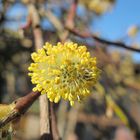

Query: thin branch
65,0,78,29
0,91,40,129
31,8,51,140
77,113,125,127
40,9,67,42
66,27,140,53
24,4,52,139
50,103,61,140
122,81,140,91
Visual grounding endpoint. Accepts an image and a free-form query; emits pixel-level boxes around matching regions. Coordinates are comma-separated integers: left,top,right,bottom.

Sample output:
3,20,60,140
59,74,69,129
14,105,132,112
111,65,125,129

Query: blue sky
5,0,140,63
91,0,140,40
90,0,140,62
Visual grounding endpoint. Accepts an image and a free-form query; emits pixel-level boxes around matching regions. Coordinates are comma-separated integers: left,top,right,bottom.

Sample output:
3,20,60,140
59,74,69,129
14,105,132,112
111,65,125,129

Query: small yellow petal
54,96,60,103
70,101,74,106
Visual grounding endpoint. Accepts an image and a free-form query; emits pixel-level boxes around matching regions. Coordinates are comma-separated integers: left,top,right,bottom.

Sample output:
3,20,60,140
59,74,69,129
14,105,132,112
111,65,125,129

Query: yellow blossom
127,25,139,38
0,102,15,134
28,42,100,106
80,0,115,14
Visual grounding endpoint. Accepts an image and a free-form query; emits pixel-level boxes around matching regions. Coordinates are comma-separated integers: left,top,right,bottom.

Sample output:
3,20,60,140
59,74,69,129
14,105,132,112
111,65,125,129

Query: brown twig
77,113,125,127
40,9,68,42
50,103,61,140
66,27,140,53
25,4,52,139
122,81,140,91
65,0,78,29
0,91,40,129
63,104,79,140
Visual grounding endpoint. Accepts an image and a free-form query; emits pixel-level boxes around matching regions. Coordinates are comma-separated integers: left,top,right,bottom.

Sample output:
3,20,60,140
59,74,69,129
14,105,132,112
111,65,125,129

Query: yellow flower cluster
80,0,115,14
0,103,15,132
127,25,139,38
28,42,100,106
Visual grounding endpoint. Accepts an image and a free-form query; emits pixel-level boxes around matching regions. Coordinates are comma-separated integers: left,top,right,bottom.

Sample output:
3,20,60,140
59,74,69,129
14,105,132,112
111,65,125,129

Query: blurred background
0,0,140,140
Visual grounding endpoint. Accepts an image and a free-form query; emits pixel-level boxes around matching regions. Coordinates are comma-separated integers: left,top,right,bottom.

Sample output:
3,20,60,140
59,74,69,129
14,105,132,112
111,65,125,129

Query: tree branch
50,103,61,140
0,91,40,129
66,27,140,53
77,113,125,127
27,4,52,139
65,0,78,29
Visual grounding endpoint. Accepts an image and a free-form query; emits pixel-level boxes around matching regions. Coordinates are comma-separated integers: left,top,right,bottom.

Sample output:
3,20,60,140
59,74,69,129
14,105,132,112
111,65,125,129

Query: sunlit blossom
28,42,100,106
